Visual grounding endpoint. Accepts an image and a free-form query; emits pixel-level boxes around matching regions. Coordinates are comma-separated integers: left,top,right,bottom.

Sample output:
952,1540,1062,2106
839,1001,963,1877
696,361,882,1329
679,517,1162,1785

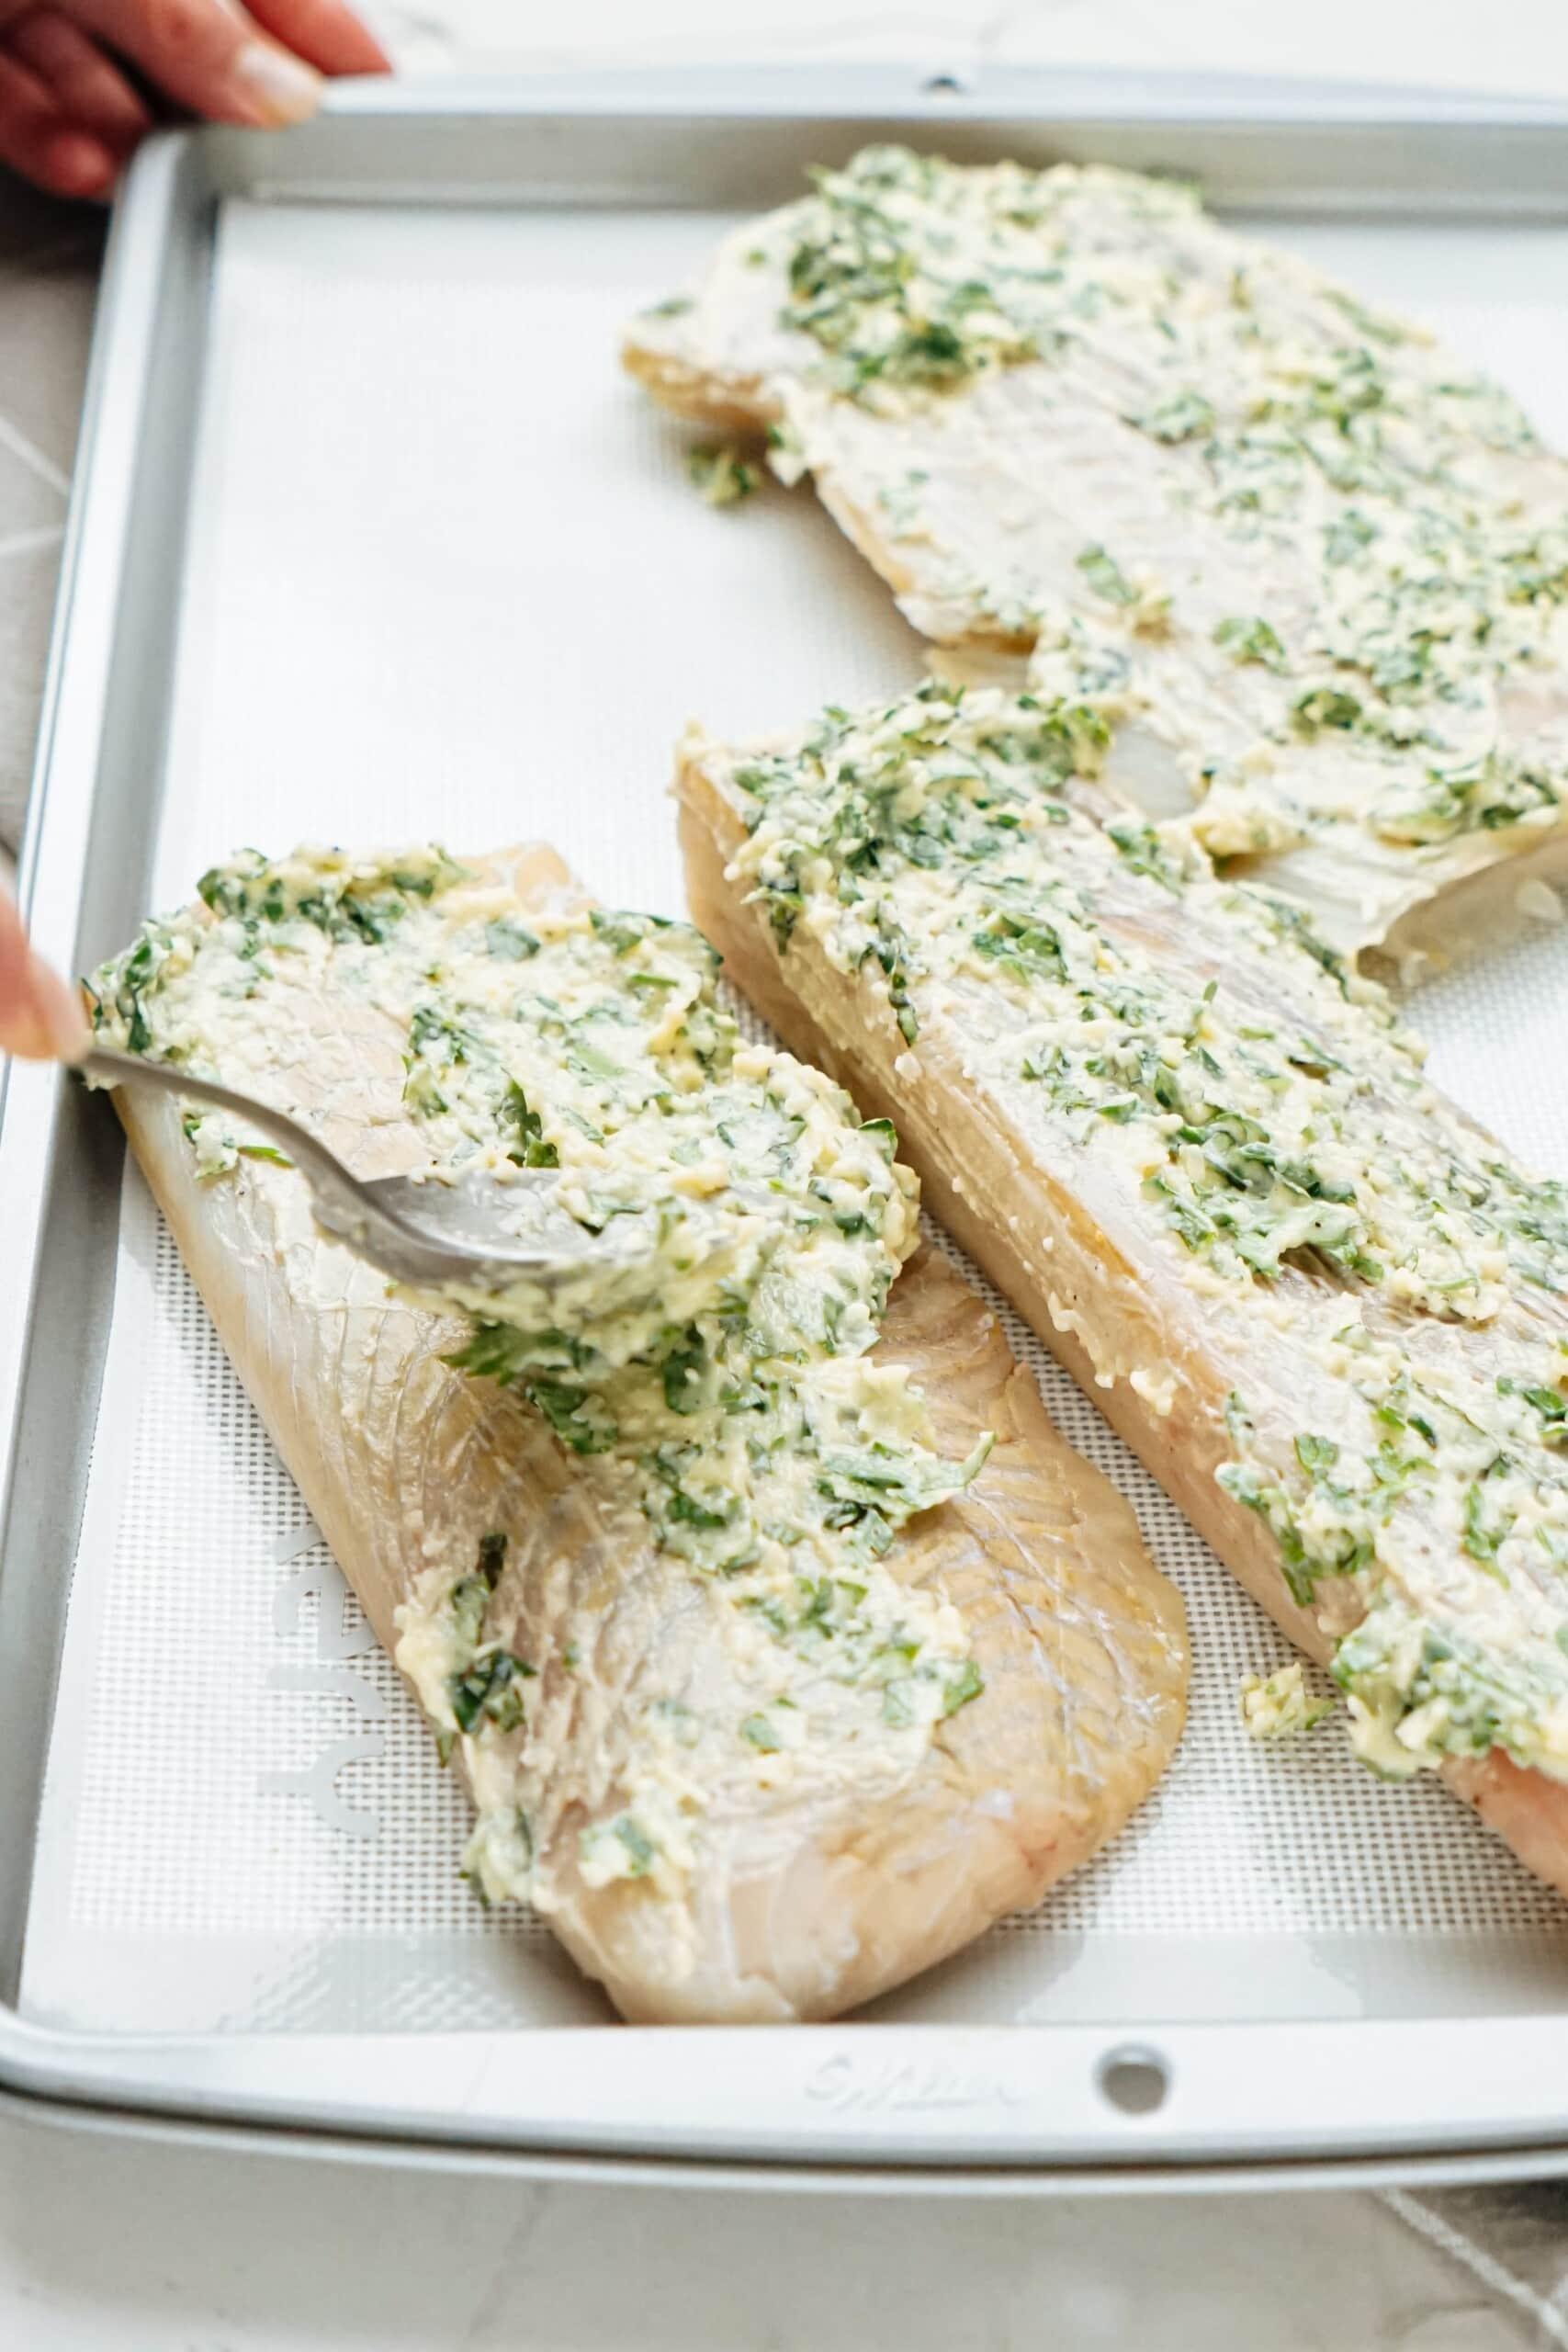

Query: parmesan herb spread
719,682,1568,1783
89,846,989,1902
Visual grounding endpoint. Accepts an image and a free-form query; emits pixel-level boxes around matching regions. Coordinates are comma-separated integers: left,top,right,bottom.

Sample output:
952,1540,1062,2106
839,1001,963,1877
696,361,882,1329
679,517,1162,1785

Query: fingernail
230,42,322,128
31,960,90,1063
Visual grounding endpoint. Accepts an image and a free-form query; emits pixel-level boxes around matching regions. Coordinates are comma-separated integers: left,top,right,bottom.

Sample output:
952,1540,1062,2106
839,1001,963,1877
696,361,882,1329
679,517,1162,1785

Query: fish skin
110,844,1188,2023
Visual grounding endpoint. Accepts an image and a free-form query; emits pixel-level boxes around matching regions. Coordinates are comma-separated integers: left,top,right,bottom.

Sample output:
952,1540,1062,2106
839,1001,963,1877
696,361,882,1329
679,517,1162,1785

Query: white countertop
363,0,1568,97
0,2113,1538,2350
3,6,1565,2344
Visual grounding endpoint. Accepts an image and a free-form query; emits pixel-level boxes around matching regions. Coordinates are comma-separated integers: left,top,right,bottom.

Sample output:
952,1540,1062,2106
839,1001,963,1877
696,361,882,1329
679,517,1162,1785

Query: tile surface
0,432,66,537
360,0,1568,93
0,172,97,850
0,529,63,847
0,228,104,481
0,2120,1541,2352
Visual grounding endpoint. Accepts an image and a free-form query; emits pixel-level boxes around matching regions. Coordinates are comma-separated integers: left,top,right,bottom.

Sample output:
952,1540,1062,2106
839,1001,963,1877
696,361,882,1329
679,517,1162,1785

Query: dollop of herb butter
687,442,760,507
1239,1662,1334,1739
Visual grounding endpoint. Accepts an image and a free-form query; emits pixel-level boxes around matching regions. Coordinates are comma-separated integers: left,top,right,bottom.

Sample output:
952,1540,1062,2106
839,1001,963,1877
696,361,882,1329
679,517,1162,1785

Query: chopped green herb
1214,616,1287,671
1076,543,1135,607
485,918,540,961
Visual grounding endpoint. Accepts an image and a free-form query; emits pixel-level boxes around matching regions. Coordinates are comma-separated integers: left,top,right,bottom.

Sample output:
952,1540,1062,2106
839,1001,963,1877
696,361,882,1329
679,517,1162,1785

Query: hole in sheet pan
1097,2047,1170,2116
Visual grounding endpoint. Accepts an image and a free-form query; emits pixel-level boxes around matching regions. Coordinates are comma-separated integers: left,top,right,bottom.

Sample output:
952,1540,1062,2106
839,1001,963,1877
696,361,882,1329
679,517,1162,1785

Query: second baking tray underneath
9,75,1568,2167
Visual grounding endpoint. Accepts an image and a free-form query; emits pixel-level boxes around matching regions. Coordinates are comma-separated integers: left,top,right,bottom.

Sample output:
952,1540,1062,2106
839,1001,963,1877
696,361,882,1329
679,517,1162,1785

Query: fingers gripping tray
6,73,1568,2178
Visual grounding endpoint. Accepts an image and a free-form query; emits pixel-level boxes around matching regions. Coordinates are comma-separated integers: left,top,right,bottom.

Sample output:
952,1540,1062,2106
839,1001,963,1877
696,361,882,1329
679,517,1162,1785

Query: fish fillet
677,685,1568,1900
627,147,1568,955
96,842,1187,2022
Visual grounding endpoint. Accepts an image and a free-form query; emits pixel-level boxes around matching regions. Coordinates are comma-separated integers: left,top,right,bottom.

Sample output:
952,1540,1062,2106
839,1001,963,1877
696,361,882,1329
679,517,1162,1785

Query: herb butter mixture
89,847,989,1902
1239,1663,1335,1741
642,145,1568,944
717,681,1568,1782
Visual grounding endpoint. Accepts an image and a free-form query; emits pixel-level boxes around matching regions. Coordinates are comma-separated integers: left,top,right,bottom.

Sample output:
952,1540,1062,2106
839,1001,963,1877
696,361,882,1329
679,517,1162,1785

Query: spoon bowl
80,1047,717,1296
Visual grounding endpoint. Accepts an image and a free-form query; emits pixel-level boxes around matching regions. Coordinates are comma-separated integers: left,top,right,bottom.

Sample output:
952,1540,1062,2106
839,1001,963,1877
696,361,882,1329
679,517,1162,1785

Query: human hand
0,878,89,1059
0,0,389,198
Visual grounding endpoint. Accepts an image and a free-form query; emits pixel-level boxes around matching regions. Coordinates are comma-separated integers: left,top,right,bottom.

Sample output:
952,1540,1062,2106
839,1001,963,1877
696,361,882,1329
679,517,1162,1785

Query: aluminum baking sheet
6,71,1568,2177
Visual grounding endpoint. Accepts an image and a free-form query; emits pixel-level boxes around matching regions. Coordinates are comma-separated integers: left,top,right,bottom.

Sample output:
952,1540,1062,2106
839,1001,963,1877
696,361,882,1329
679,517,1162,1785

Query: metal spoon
80,1047,705,1295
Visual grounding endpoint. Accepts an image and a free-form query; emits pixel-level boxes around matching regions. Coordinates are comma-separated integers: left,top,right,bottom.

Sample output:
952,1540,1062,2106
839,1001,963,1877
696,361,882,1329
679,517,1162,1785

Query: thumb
0,882,90,1062
73,0,322,129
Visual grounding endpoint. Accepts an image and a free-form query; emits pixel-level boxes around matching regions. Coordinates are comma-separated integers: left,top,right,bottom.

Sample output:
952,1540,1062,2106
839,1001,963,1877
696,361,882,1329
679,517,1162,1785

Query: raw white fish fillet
628,147,1568,956
99,842,1188,2021
678,687,1568,1903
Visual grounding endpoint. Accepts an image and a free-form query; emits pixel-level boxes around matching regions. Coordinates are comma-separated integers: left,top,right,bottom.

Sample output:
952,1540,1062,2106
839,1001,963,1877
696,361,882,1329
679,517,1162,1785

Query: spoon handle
78,1048,356,1200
